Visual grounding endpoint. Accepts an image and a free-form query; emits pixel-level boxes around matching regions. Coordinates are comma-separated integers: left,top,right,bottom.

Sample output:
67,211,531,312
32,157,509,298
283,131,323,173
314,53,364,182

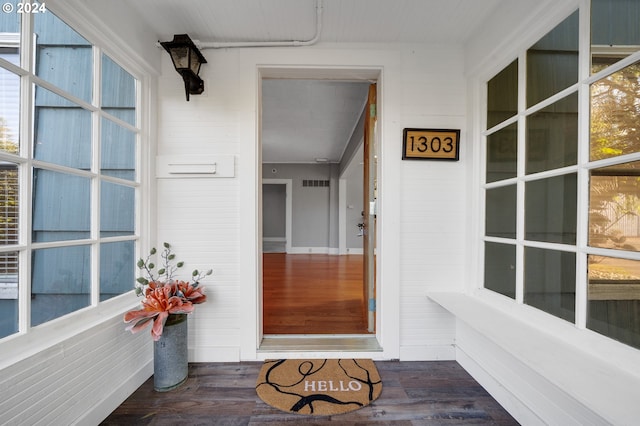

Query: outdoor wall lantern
160,34,207,101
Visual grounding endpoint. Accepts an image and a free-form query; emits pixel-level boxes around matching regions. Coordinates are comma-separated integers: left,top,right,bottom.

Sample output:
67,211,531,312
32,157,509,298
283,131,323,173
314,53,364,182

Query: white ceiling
261,80,369,163
125,0,504,164
129,0,503,46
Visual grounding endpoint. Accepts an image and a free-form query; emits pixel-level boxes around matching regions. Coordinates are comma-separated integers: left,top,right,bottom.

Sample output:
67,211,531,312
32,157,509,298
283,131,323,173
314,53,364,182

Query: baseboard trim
287,247,363,255
399,344,455,361
80,360,153,426
344,248,363,255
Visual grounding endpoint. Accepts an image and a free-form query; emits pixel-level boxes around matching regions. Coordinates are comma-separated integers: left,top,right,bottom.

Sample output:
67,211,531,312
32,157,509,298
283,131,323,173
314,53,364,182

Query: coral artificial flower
124,243,212,340
175,280,207,304
124,285,195,341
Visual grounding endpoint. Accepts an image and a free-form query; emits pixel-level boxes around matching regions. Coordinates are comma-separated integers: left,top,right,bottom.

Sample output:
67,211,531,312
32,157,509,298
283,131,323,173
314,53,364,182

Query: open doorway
262,179,292,254
260,77,376,336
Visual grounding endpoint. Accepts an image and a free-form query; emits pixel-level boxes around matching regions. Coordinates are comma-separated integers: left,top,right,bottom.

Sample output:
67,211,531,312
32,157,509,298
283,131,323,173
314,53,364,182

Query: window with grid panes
0,2,139,339
483,1,640,350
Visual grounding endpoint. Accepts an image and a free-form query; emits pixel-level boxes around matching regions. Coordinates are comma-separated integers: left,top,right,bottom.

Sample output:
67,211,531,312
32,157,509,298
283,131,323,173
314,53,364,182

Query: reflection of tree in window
590,165,640,251
0,116,17,154
589,162,640,316
590,62,640,160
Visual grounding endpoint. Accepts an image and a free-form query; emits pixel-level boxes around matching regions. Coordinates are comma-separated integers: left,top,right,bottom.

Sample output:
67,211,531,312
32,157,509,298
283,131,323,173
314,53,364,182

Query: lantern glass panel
170,47,189,70
190,54,201,75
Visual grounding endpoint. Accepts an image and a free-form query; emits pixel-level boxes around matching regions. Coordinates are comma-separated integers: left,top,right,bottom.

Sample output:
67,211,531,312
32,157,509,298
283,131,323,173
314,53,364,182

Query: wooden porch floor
101,361,519,425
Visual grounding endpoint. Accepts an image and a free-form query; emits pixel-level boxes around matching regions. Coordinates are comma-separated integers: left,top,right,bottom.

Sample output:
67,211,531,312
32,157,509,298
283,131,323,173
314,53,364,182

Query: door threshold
258,334,382,352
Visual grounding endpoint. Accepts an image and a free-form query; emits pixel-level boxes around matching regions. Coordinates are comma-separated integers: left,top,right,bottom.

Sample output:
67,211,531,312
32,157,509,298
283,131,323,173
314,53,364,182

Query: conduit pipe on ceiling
197,0,323,49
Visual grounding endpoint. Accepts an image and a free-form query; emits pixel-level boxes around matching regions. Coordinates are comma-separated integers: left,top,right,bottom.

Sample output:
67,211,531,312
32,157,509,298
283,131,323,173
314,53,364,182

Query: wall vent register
302,179,330,187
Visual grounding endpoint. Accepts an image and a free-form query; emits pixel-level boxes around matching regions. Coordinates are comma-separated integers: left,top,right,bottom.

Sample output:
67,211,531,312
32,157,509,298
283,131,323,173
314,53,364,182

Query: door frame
252,65,391,356
262,179,292,254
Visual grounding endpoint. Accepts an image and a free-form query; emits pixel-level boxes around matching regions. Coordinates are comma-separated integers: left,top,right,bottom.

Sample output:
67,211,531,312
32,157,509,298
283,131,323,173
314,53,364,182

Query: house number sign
402,128,460,161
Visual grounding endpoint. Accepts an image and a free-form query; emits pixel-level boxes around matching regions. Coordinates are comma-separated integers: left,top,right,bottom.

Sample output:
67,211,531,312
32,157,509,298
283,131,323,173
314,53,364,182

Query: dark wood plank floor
263,253,369,334
101,361,519,425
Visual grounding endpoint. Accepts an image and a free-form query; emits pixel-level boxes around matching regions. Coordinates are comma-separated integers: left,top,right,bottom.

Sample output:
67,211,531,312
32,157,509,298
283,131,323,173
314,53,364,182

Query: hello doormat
255,359,382,415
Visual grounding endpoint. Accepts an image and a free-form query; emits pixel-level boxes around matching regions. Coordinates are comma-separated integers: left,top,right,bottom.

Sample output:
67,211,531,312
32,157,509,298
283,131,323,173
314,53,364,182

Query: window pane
101,181,134,237
487,60,518,129
527,10,579,107
486,185,517,239
589,161,640,252
591,0,640,74
525,247,576,322
32,169,90,242
0,68,20,154
0,0,21,66
34,10,92,103
101,118,135,181
590,60,640,161
587,255,640,349
0,161,18,245
34,86,91,169
100,240,134,301
526,174,577,244
526,93,578,174
31,245,90,326
102,54,136,126
484,242,516,298
486,123,517,183
0,250,18,339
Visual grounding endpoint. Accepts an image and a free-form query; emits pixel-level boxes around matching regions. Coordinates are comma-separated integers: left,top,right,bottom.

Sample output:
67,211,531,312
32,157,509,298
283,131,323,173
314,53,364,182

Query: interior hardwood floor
263,253,370,334
101,361,519,425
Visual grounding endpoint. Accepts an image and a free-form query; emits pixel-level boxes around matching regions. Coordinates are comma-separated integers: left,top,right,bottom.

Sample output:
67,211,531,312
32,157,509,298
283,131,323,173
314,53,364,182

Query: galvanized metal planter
153,313,188,392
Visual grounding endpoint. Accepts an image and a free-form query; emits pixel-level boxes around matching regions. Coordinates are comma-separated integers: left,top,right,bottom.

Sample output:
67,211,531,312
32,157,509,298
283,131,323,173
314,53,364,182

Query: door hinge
370,104,376,118
368,298,376,312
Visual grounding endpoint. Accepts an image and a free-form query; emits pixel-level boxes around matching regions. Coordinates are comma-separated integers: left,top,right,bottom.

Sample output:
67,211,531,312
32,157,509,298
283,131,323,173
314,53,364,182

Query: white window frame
0,1,153,356
478,0,640,343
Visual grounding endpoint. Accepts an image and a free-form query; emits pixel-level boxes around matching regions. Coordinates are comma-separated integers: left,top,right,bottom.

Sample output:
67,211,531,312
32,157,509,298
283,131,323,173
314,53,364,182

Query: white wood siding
155,44,466,360
156,49,244,361
398,47,465,359
0,316,151,425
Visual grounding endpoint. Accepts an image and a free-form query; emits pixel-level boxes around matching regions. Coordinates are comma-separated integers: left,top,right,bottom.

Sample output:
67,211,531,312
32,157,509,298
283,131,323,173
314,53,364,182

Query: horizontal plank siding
398,47,466,358
0,315,152,425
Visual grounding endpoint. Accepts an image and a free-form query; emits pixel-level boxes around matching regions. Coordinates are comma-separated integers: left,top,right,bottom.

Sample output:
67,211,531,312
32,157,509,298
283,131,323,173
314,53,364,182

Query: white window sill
0,292,140,371
428,291,640,426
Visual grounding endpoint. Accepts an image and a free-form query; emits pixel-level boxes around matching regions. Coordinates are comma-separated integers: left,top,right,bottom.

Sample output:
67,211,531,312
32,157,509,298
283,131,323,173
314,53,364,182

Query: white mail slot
168,162,217,174
157,155,235,178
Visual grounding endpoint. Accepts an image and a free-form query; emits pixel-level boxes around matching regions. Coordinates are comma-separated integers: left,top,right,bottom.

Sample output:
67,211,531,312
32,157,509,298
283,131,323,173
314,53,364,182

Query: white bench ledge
428,291,640,426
